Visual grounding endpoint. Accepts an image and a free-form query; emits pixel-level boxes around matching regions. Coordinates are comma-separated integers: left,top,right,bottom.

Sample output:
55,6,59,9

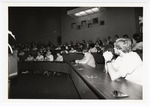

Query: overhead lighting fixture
85,9,93,14
79,11,88,15
75,13,82,17
91,7,100,12
73,7,100,17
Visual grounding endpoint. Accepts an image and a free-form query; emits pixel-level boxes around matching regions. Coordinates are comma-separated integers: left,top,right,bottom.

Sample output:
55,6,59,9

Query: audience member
95,42,102,52
103,44,115,73
18,50,25,56
132,33,143,51
107,36,113,45
123,34,129,38
103,38,143,85
114,34,119,42
75,48,96,68
69,47,77,53
25,53,34,61
88,43,97,53
60,46,68,54
35,52,44,61
55,52,63,61
44,51,54,61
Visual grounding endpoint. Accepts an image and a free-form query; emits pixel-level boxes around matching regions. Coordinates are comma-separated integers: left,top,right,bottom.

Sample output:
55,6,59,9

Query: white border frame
1,1,150,106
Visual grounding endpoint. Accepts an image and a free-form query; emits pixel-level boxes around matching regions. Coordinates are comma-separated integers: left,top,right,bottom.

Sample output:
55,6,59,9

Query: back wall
9,7,61,45
61,7,142,44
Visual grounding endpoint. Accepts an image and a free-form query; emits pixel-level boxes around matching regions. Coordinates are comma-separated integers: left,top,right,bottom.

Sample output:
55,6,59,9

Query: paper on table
113,90,129,98
86,75,97,79
77,68,84,70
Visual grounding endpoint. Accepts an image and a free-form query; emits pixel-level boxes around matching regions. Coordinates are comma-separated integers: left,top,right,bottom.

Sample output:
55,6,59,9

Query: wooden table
18,61,71,74
17,61,142,99
69,63,142,99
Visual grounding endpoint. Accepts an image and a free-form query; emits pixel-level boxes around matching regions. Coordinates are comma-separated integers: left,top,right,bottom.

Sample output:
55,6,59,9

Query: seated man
55,52,63,61
44,51,54,61
60,46,68,54
25,53,34,61
75,48,96,68
103,38,143,85
18,50,25,56
69,47,77,53
88,43,98,53
35,52,44,61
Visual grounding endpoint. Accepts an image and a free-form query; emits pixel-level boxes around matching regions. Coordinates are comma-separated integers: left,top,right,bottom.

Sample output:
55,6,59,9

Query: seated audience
75,48,96,68
103,38,143,85
132,33,143,51
35,52,44,61
25,53,34,61
55,52,63,61
44,51,54,61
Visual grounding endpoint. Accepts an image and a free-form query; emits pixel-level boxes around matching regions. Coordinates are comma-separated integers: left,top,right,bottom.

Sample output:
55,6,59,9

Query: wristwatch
106,60,112,63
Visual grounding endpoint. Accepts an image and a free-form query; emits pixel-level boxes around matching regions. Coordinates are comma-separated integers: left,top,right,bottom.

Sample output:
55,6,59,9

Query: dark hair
133,33,142,43
123,34,129,38
61,46,65,50
28,53,32,56
103,44,114,53
114,34,119,38
89,43,95,48
82,48,89,53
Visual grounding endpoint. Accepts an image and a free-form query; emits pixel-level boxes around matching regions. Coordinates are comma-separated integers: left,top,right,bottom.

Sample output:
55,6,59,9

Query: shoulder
129,52,141,58
126,52,142,64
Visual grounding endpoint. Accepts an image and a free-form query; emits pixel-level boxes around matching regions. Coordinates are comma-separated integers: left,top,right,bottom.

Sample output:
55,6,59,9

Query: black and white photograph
8,5,143,99
1,1,150,106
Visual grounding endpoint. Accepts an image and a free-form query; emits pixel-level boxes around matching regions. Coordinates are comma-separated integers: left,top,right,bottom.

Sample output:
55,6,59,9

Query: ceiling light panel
91,7,100,12
74,13,82,17
85,9,93,14
79,11,87,15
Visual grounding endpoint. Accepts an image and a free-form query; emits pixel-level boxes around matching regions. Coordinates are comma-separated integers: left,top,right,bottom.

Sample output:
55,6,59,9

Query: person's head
47,51,51,56
103,44,114,54
57,52,61,56
114,34,119,39
114,38,132,55
37,52,41,56
71,47,74,50
28,53,32,57
108,36,111,40
61,46,65,50
132,33,142,43
89,43,95,48
82,48,89,54
103,38,107,43
123,34,129,38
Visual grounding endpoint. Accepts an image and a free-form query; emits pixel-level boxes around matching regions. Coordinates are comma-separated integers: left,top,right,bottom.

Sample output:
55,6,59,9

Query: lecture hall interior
8,6,143,100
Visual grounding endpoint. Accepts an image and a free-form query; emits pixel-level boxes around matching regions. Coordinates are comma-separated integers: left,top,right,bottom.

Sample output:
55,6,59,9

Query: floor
9,72,80,99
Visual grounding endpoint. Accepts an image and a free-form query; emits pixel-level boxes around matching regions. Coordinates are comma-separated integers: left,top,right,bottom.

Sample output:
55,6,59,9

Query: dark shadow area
9,72,80,99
